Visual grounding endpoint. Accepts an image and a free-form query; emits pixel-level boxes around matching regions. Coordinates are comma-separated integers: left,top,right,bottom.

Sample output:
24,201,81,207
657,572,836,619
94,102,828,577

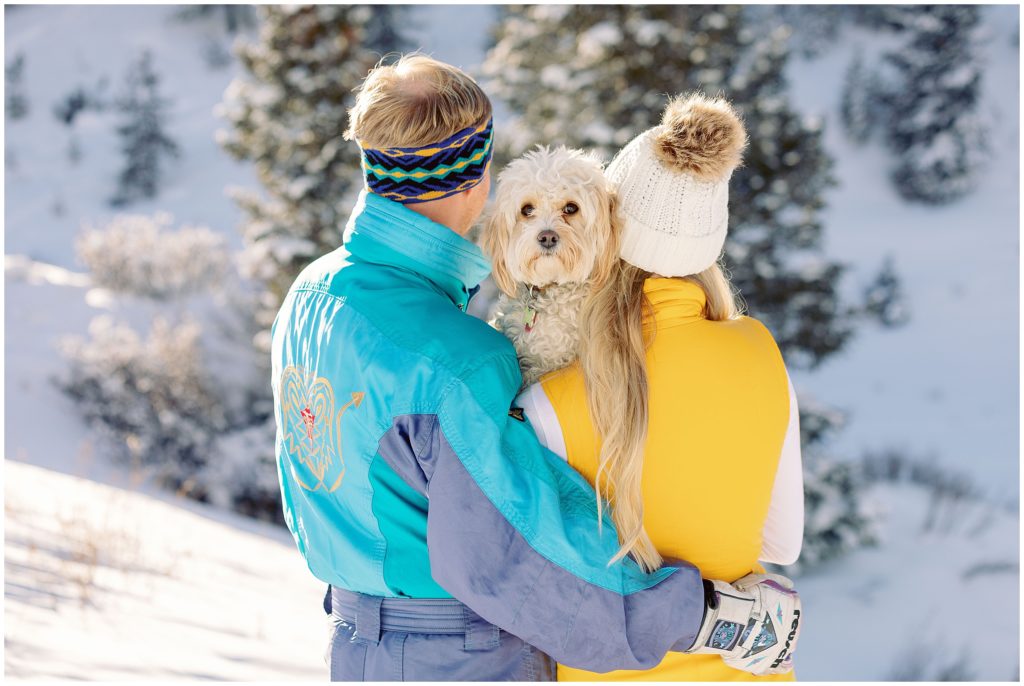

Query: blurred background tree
779,4,990,204
110,50,179,207
876,5,988,204
217,5,411,356
5,51,30,121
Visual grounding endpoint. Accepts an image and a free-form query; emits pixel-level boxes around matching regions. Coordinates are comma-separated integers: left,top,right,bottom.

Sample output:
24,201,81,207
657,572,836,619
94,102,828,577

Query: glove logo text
769,609,801,669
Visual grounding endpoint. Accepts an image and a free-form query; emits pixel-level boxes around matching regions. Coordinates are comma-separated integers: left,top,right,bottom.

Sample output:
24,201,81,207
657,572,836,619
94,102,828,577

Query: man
271,54,801,681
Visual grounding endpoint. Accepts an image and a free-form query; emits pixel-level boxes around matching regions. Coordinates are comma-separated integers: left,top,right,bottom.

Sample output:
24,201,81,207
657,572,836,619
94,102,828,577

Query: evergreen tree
109,50,180,207
484,5,880,568
216,5,407,356
879,5,988,204
840,48,883,144
5,52,29,121
758,5,989,204
363,5,413,58
862,256,909,328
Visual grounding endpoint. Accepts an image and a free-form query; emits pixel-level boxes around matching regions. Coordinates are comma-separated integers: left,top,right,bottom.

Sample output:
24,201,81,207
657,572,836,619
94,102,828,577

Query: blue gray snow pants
325,585,556,681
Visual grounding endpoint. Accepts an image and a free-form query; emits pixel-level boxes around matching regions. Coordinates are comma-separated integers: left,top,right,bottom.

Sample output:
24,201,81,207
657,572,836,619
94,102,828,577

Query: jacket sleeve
375,353,706,672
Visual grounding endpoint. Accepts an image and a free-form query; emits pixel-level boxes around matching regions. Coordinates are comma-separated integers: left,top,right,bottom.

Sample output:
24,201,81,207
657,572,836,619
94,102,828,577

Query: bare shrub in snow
66,207,284,522
58,315,226,495
861,449,991,536
76,212,228,300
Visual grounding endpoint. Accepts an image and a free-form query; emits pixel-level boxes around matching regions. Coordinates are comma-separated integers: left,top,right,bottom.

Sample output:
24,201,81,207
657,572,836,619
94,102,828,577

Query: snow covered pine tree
484,5,879,569
216,4,409,355
840,48,885,145
878,5,988,204
109,50,180,207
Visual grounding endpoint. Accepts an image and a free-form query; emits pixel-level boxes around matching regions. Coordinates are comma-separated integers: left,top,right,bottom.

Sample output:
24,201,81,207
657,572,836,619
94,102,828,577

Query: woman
517,93,805,681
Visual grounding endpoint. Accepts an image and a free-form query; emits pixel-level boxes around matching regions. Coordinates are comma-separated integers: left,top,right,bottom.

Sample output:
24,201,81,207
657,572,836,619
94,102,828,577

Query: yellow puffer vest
540,278,795,682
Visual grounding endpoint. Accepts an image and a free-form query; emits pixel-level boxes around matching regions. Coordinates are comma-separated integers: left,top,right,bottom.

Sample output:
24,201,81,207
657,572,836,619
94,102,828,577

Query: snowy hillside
5,460,326,681
4,4,1019,681
794,483,1018,681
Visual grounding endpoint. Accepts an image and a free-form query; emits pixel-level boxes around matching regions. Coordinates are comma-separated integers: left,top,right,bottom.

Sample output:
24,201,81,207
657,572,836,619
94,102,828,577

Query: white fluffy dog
481,146,621,387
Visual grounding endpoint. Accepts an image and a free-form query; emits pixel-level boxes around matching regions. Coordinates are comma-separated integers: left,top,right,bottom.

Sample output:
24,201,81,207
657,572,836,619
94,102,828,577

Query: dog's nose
537,230,559,249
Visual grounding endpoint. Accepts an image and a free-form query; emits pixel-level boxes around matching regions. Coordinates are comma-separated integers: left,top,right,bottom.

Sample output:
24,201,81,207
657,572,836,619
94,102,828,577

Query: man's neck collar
344,190,491,310
404,198,471,237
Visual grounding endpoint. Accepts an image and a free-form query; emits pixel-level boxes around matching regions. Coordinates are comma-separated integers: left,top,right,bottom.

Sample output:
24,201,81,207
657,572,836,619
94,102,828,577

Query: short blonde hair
344,53,492,149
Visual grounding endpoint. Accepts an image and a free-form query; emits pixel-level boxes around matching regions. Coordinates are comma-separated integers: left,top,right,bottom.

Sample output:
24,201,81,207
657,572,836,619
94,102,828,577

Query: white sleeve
759,367,805,566
515,382,568,462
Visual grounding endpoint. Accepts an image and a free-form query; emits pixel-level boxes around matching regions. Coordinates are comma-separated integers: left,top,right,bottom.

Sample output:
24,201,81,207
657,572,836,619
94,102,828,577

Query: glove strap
686,580,758,655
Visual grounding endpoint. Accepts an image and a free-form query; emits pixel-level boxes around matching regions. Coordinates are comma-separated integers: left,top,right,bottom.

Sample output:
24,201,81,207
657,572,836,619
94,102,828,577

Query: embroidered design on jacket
280,365,364,493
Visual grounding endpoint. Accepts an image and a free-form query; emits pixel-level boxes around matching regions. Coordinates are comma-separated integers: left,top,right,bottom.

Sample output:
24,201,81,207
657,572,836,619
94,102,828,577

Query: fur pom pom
654,93,748,182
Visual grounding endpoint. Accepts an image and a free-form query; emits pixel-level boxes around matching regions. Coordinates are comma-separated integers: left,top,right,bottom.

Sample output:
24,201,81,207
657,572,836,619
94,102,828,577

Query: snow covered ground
4,4,1019,681
5,459,326,681
794,484,1018,681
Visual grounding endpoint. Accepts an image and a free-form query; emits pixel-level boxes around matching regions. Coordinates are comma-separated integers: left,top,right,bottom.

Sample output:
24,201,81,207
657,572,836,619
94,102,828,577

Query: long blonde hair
577,258,744,572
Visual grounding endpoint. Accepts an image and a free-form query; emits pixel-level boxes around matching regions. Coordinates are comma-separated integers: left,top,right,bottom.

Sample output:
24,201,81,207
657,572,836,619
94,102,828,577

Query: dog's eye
563,202,579,215
521,204,535,217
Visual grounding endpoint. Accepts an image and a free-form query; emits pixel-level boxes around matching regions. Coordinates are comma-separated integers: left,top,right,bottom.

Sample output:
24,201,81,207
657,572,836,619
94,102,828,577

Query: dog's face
482,146,621,296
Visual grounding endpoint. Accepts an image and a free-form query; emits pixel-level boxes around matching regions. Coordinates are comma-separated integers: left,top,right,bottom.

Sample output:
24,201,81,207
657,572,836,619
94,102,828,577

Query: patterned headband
360,118,494,204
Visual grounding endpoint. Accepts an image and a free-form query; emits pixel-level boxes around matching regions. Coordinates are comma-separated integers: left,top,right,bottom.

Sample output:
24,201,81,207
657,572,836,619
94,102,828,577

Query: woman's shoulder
707,311,776,340
536,360,586,401
728,315,790,387
692,313,788,377
728,313,780,341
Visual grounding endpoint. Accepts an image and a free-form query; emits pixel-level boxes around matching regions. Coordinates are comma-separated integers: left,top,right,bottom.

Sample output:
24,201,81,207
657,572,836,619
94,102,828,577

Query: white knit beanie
606,93,748,278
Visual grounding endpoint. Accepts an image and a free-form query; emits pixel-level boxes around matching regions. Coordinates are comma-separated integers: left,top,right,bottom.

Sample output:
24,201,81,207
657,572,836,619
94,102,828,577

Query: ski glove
683,572,802,676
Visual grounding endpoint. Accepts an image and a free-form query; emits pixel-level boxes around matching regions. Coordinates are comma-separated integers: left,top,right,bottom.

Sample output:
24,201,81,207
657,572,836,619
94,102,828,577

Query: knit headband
360,118,494,204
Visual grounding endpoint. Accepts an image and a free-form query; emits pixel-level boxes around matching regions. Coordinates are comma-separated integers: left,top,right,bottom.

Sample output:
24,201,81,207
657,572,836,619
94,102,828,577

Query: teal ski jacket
270,189,705,671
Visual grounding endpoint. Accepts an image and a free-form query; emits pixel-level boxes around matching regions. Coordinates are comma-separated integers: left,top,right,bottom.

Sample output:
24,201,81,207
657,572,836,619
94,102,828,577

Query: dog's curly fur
654,92,748,182
480,146,621,387
490,282,590,387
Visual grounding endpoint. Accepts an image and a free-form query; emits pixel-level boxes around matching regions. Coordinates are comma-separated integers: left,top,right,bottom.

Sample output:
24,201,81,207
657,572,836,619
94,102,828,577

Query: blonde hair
344,53,492,149
577,259,744,572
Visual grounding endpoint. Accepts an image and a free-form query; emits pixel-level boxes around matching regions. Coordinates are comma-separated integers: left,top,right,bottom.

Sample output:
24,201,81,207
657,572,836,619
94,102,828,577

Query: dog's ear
590,191,625,290
481,208,517,296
